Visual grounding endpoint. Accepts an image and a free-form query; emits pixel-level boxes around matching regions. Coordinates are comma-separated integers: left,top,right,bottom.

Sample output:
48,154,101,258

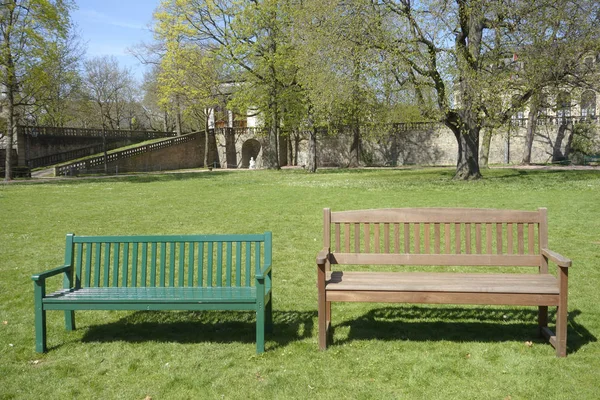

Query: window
556,92,571,119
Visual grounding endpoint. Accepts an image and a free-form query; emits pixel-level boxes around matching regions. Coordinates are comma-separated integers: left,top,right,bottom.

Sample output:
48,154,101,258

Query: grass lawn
1,167,599,399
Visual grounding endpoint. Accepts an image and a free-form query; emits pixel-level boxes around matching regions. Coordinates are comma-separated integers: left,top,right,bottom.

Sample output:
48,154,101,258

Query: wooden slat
103,243,111,287
404,223,410,253
141,243,148,287
198,242,205,287
374,223,380,253
394,223,400,253
330,208,542,224
518,224,525,254
122,243,129,287
507,223,514,255
496,223,503,255
226,242,232,287
455,224,461,254
335,223,340,253
445,223,451,254
94,243,102,287
344,223,350,252
365,224,371,253
131,243,139,287
235,242,242,287
84,243,92,287
169,242,176,287
207,242,213,287
188,242,195,287
329,253,541,267
424,224,430,254
539,208,549,274
465,224,472,254
159,243,166,287
245,242,251,286
75,243,83,287
475,224,482,254
255,241,261,277
179,243,185,287
73,234,267,243
324,208,331,249
150,243,157,286
216,242,223,287
486,224,493,254
414,224,421,254
354,223,360,253
528,224,535,254
113,243,120,287
384,223,390,253
434,223,441,254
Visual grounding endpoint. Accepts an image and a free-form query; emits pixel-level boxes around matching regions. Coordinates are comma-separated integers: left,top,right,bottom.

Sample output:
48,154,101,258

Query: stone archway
241,139,261,168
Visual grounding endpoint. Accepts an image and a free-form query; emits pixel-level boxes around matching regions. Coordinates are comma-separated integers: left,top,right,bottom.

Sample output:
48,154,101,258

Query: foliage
571,122,600,155
1,168,600,398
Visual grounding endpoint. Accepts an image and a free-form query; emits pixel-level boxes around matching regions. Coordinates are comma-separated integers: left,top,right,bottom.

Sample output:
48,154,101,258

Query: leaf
525,341,533,347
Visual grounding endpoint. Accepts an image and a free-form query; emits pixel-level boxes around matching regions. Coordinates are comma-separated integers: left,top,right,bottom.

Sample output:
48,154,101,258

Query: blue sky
72,0,161,82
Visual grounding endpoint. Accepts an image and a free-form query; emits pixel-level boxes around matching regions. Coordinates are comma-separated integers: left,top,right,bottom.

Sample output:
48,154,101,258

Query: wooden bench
33,232,273,353
316,208,571,356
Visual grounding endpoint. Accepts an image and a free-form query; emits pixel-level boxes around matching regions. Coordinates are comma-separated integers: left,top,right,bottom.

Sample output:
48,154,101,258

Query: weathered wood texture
33,233,273,354
317,208,570,356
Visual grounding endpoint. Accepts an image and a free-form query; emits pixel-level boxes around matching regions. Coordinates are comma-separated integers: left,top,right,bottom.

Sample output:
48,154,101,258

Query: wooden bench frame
316,208,571,356
33,232,273,354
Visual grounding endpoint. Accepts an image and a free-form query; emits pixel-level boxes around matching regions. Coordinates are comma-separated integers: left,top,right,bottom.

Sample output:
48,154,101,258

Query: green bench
583,154,600,165
32,232,273,353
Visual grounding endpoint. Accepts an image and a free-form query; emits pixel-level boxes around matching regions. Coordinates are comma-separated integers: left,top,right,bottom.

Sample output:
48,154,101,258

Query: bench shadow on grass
333,306,595,355
80,310,315,350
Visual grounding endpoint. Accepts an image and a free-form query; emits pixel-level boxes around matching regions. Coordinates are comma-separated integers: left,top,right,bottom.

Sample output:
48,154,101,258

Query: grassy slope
0,168,599,399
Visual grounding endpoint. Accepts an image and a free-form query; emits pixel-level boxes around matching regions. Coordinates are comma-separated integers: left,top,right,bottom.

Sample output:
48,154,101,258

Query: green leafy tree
0,0,73,180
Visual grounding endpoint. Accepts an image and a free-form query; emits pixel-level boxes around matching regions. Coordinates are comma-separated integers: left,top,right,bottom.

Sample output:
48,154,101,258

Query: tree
0,0,73,180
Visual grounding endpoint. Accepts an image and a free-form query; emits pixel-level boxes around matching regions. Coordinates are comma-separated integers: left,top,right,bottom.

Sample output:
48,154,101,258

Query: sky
71,0,161,82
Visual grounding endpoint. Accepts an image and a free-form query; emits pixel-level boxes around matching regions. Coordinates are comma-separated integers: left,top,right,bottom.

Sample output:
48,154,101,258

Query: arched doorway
241,139,261,168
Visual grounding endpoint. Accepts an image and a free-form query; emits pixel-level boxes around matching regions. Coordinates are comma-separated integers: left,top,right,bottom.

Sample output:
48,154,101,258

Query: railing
54,133,198,176
511,115,599,127
27,141,130,169
18,125,177,139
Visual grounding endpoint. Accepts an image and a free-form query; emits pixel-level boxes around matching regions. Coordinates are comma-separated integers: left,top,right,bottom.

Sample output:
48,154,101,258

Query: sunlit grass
1,167,599,399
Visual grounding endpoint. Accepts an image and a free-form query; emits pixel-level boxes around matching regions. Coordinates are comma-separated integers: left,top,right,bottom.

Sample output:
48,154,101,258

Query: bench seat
43,287,258,306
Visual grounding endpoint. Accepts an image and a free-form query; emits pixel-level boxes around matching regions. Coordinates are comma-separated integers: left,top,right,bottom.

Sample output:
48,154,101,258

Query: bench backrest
323,208,549,271
64,233,272,289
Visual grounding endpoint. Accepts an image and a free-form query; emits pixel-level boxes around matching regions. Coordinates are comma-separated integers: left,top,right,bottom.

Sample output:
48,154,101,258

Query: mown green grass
1,167,599,399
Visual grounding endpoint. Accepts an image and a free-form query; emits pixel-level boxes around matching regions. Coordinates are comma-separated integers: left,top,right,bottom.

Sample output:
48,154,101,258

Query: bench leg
256,304,265,354
556,301,568,357
65,310,76,331
318,294,328,350
34,283,47,353
538,306,548,337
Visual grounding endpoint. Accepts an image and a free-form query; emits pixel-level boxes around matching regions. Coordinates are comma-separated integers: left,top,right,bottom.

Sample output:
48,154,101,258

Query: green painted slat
84,243,92,287
160,243,166,287
179,243,185,287
226,242,232,287
122,244,130,287
235,242,242,287
94,243,101,287
187,242,195,287
64,234,75,267
198,243,204,287
112,243,120,287
217,242,223,287
140,243,148,287
103,243,111,287
255,242,261,277
207,242,213,287
150,243,157,286
131,243,139,287
72,234,266,243
245,242,251,286
169,242,176,287
75,243,83,287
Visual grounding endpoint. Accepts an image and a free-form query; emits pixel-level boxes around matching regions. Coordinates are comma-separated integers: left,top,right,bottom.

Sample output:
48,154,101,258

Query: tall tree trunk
348,123,360,168
204,109,209,168
175,96,182,136
480,127,493,168
522,93,539,165
307,108,318,173
163,110,169,132
451,125,482,180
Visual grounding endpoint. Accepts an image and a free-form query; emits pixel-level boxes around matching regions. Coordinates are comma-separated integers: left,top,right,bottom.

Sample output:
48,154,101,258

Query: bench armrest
256,262,272,280
31,265,72,282
317,248,330,265
542,248,572,268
